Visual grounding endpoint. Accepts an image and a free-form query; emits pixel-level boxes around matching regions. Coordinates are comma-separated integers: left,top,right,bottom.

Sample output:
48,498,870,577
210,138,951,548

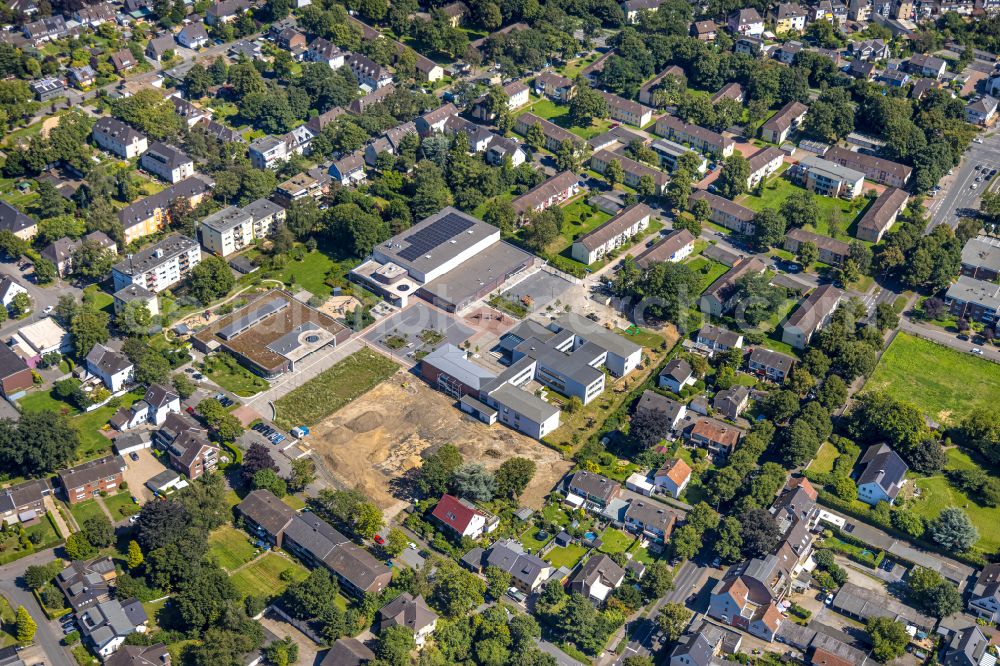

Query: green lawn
520,98,614,140
866,333,1000,426
809,441,839,475
544,544,589,569
202,353,268,397
0,513,62,565
103,492,139,520
519,526,553,554
73,391,146,461
273,348,399,430
687,257,730,294
18,389,78,417
615,326,667,350
549,199,613,251
598,528,635,555
909,472,1000,554
208,525,259,571
271,249,342,297
229,553,309,599
739,178,868,239
83,285,115,316
283,495,306,511
69,499,106,527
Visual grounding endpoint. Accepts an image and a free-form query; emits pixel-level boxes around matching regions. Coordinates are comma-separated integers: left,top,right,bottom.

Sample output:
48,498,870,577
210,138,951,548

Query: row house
824,146,912,187
571,203,653,265
23,15,68,43
747,346,795,383
696,324,744,354
92,117,148,160
117,175,213,245
58,456,125,504
760,100,809,144
590,150,668,195
655,114,735,157
783,228,851,265
782,283,844,348
565,470,621,509
598,90,654,127
199,198,285,257
812,0,848,22
907,53,947,79
623,499,677,543
73,2,115,26
638,65,686,106
510,170,580,221
689,190,756,235
416,103,459,136
746,147,785,189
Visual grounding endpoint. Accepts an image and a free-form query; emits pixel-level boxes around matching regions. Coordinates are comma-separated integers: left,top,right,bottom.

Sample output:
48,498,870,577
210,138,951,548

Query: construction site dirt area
308,374,572,516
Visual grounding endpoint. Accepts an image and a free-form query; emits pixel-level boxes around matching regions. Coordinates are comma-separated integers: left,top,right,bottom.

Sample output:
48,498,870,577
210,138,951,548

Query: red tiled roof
431,494,481,533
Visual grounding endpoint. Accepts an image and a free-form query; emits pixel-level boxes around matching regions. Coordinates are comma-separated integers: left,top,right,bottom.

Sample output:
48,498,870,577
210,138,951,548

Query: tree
958,408,1000,464
0,411,79,477
629,407,673,447
716,155,750,199
384,528,408,557
262,637,298,666
184,64,212,98
65,532,97,560
317,488,383,539
24,561,62,590
189,255,235,305
14,606,35,643
451,463,496,502
874,302,899,331
172,374,195,400
569,86,608,127
136,499,188,551
867,617,909,663
751,208,786,250
484,565,513,600
70,305,110,357
817,375,848,410
604,159,624,187
928,507,978,551
739,509,779,558
117,301,153,337
670,524,701,560
641,561,675,599
7,291,28,318
781,190,819,229
418,444,463,496
197,398,244,442
797,241,818,268
832,475,857,500
495,457,535,499
252,468,287,497
283,569,340,620
656,603,692,642
375,625,415,666
714,516,743,562
430,559,485,617
287,458,316,493
906,566,961,618
83,515,114,548
241,442,278,485
127,540,144,569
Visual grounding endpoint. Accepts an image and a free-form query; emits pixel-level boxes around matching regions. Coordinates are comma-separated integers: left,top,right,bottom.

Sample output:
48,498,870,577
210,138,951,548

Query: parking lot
498,270,575,315
121,447,172,502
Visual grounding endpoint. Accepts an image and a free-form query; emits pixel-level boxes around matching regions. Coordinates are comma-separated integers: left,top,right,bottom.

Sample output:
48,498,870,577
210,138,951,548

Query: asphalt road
0,548,75,666
0,259,83,339
900,317,1000,363
926,130,1000,233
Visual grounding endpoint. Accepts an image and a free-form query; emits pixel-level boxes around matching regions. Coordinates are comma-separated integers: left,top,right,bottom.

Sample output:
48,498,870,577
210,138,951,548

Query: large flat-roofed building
857,187,909,242
351,207,535,311
199,198,285,257
825,146,912,188
961,235,1000,282
571,203,654,265
782,283,843,348
793,156,865,199
112,234,201,294
945,275,1000,325
192,289,350,378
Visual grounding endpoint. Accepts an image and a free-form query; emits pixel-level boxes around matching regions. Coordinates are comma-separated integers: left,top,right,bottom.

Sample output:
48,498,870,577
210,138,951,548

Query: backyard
201,353,269,397
905,448,1000,554
597,527,635,555
208,525,259,572
543,544,589,569
229,552,310,599
687,257,730,294
272,348,399,430
865,333,1000,426
738,178,870,240
520,97,614,140
808,441,840,475
69,499,106,527
0,513,62,565
103,492,140,520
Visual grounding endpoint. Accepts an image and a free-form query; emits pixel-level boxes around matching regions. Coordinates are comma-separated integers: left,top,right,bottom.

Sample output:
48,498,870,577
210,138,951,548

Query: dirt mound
346,410,383,433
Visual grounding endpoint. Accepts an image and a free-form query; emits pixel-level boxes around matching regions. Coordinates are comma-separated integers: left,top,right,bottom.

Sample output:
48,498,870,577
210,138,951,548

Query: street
0,548,74,666
925,130,1000,233
900,317,1000,362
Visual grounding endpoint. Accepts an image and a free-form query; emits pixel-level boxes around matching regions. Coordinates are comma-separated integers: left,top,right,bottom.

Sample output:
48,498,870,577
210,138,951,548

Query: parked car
373,534,385,545
129,452,139,462
186,406,196,414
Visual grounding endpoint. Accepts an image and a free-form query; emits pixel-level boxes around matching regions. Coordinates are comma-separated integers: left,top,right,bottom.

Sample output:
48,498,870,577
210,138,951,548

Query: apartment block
140,143,194,184
793,156,864,198
58,456,125,504
825,146,912,187
112,234,201,294
200,198,286,257
655,114,735,157
92,117,148,159
572,203,653,265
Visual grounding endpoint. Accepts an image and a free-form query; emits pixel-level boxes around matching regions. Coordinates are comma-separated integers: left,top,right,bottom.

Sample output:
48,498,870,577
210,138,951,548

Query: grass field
809,441,839,475
273,348,399,429
208,525,258,571
866,333,1000,426
739,178,868,239
598,527,635,555
73,391,145,461
520,98,614,140
271,249,343,297
229,552,309,599
520,526,553,554
687,257,730,294
69,499,106,527
103,492,139,520
202,353,268,397
907,448,1000,554
0,514,62,565
544,544,589,569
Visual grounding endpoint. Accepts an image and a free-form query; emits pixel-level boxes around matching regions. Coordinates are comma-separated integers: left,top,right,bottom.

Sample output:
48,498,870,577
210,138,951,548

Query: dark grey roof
104,643,171,666
636,389,684,421
320,638,375,666
0,201,36,234
484,539,549,587
117,176,213,230
112,234,198,277
58,456,125,492
142,142,192,170
567,471,620,503
660,358,693,384
86,343,133,376
237,488,297,536
748,347,795,374
378,593,438,633
944,625,988,666
857,443,908,498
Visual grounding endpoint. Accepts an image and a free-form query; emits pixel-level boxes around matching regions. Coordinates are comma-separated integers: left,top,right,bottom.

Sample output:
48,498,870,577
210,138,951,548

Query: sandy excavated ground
308,374,572,517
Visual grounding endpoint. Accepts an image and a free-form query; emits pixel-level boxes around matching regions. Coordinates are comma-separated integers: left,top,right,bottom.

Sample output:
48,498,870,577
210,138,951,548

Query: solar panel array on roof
217,297,290,340
396,211,476,261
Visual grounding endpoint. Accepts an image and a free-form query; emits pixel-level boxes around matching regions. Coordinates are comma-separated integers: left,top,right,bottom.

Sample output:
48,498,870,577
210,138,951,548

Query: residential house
0,275,26,311
321,639,375,666
654,458,692,498
347,53,392,90
85,343,134,392
483,539,553,593
30,77,64,102
93,117,148,159
700,257,767,317
689,418,743,458
693,19,718,40
176,22,209,49
205,0,251,25
590,150,668,194
945,275,1000,325
713,385,751,421
304,38,345,70
746,147,785,189
170,95,212,128
485,136,526,167
734,36,764,56
105,645,171,666
696,324,744,354
772,2,808,31
58,456,125,504
635,228,695,268
655,115,735,157
688,190,756,235
856,443,908,505
73,3,115,26
857,187,909,242
825,146,912,187
622,0,662,21
145,35,176,62
273,171,326,206
565,470,621,509
831,582,935,632
784,228,851,265
851,38,890,60
792,156,865,199
0,201,38,241
76,598,147,658
112,234,202,293
711,82,744,105
782,284,843,348
118,176,213,245
22,15,67,43
967,95,999,126
68,66,96,89
514,113,584,153
636,389,687,431
571,203,653,265
237,490,296,547
56,557,117,612
534,72,576,101
431,493,498,539
659,358,695,393
329,154,367,187
9,317,71,365
275,27,307,54
364,121,417,166
472,80,529,120
728,7,765,35
110,384,181,431
156,413,218,479
113,284,159,318
416,103,458,136
908,53,947,79
760,101,809,143
747,347,795,383
510,171,580,221
249,135,291,170
849,59,877,81
597,90,654,127
968,563,1000,622
140,143,194,183
624,499,677,543
942,625,990,666
709,557,789,640
569,554,626,602
651,139,708,175
0,344,33,398
378,594,438,646
879,68,911,87
0,478,50,526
